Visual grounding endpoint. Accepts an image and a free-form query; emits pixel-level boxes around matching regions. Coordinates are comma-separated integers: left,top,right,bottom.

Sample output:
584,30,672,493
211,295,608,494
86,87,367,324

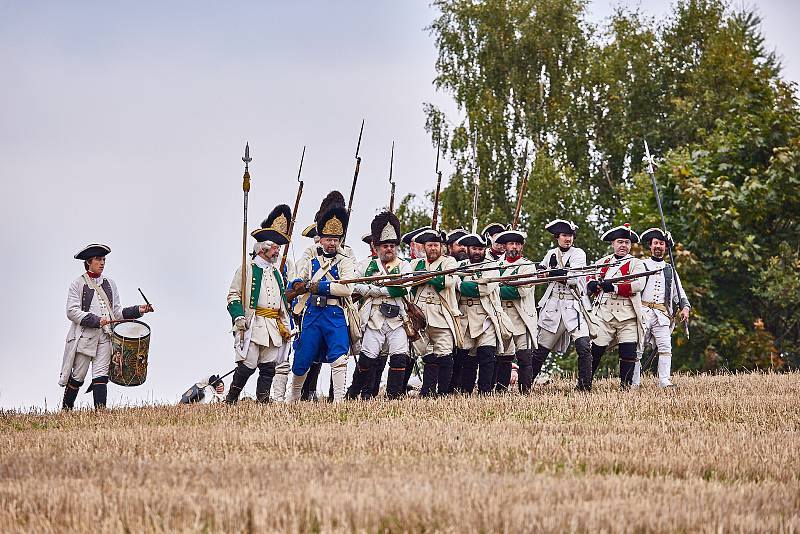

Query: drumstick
138,288,152,306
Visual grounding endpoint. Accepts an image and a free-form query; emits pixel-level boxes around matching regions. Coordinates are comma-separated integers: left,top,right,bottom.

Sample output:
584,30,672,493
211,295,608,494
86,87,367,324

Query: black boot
495,355,513,392
386,354,407,399
618,342,637,389
372,354,388,397
87,376,109,409
354,355,377,400
460,352,479,394
62,377,83,411
346,357,364,400
476,346,496,394
575,337,593,391
516,349,535,394
436,354,454,396
226,363,256,404
256,362,276,403
591,343,607,377
402,354,415,393
302,360,321,401
420,354,439,397
452,349,469,393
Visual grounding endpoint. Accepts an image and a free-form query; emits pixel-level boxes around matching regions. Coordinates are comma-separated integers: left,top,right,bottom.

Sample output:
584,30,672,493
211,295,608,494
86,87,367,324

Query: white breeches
361,323,408,359
71,334,112,381
241,343,283,369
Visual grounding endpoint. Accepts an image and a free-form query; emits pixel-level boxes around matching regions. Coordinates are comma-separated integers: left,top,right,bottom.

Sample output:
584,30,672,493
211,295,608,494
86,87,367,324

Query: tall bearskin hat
371,211,401,246
314,190,346,222
601,223,639,243
316,191,348,239
251,204,291,245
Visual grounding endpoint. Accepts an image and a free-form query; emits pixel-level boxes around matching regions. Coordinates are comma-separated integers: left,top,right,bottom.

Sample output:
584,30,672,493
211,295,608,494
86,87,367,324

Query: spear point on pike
239,142,251,349
644,139,689,339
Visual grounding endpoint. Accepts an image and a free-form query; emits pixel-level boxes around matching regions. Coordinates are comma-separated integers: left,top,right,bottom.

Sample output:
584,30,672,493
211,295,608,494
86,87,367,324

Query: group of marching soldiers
220,189,691,405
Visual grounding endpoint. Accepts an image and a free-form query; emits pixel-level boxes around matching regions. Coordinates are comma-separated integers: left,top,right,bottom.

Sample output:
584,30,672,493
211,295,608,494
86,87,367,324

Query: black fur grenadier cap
251,204,292,245
371,211,401,246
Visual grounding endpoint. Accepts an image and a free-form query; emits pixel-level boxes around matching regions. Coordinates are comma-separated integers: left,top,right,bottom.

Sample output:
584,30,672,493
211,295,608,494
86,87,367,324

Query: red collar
504,255,522,263
86,271,101,279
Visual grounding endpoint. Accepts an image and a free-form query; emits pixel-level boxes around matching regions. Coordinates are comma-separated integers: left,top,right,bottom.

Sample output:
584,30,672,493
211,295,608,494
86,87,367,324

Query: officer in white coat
530,220,595,391
633,228,690,387
60,244,153,410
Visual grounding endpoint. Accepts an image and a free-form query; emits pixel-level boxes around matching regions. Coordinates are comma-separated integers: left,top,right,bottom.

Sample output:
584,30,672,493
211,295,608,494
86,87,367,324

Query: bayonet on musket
343,119,365,243
471,132,480,234
644,139,689,339
238,142,252,350
280,146,305,273
388,141,396,212
512,141,530,230
431,138,443,230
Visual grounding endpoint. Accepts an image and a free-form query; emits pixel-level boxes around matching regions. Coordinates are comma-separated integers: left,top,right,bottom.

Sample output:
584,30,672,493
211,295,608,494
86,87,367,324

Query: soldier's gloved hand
600,280,615,293
234,316,247,332
285,281,308,301
550,268,569,278
587,280,600,294
307,281,321,294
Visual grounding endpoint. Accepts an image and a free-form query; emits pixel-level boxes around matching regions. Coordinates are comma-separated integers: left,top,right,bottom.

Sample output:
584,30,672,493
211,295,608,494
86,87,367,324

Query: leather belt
502,301,516,308
459,299,478,307
642,300,668,313
555,292,574,301
421,297,437,305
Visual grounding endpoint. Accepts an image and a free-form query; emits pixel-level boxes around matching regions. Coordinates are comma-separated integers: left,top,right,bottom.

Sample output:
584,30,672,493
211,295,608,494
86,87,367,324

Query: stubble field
1,372,798,533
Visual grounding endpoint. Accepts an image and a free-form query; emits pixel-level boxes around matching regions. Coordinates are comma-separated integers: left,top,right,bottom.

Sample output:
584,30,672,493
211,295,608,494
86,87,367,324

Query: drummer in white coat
633,228,690,387
529,220,595,391
60,244,154,410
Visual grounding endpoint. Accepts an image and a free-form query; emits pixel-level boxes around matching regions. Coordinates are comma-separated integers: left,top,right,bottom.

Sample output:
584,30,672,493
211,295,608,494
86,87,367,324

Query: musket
388,141,396,212
343,119,365,243
644,140,689,339
431,138,443,230
239,143,251,350
512,141,530,230
280,146,305,273
508,267,663,289
482,261,623,284
380,259,498,288
471,132,480,234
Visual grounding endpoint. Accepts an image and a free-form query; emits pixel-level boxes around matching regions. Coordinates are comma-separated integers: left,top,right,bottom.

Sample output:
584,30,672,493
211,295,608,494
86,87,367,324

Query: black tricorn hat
316,204,349,239
75,244,111,261
494,229,526,245
301,223,317,239
640,227,673,247
445,228,468,245
361,233,373,245
251,204,291,245
371,211,401,246
602,223,639,243
456,233,487,248
482,222,507,239
545,219,578,236
415,228,444,244
401,226,431,245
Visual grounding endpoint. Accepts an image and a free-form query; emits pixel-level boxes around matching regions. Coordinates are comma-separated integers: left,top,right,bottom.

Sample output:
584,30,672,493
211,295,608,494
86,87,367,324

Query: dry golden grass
1,372,799,533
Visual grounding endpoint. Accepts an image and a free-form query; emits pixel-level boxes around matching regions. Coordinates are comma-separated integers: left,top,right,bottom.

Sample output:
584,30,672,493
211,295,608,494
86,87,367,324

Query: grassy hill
1,372,798,532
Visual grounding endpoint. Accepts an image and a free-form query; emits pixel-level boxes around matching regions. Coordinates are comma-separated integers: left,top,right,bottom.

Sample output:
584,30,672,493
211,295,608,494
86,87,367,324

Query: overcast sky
1,1,797,409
